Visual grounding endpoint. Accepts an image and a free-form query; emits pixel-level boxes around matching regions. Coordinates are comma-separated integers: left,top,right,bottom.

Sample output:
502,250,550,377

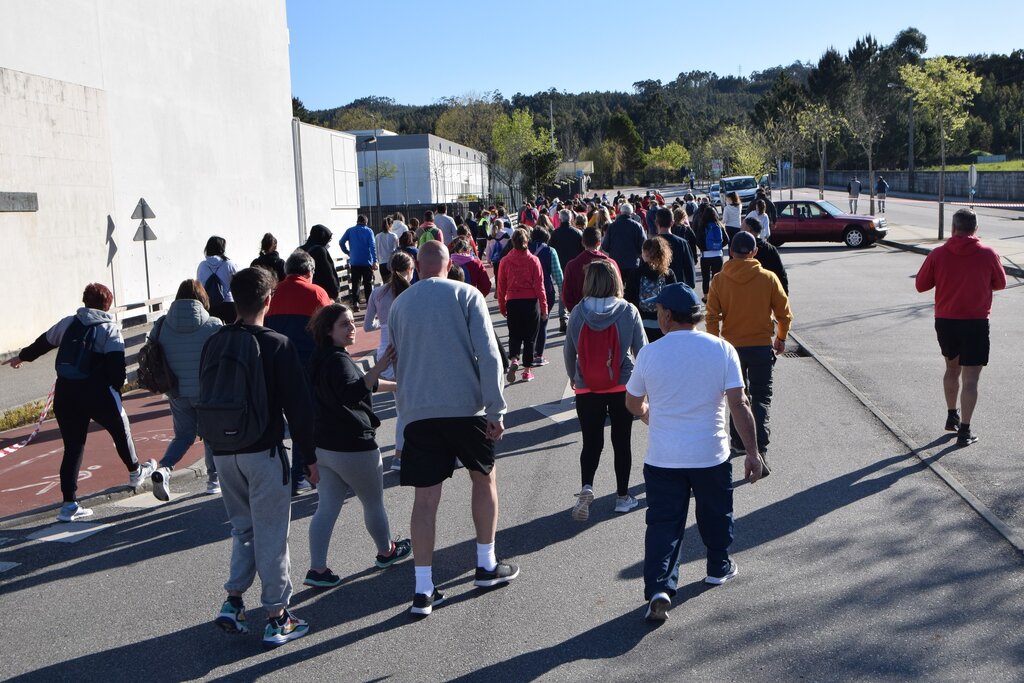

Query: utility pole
549,100,555,152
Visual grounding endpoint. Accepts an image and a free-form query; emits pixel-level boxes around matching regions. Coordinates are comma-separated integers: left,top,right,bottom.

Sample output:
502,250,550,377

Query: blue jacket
339,225,377,267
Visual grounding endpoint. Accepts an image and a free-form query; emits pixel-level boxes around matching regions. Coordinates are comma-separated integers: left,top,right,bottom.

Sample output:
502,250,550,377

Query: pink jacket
496,248,547,317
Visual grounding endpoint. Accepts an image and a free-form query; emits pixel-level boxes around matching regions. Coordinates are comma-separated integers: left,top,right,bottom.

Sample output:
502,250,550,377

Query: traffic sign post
131,198,156,299
968,165,978,209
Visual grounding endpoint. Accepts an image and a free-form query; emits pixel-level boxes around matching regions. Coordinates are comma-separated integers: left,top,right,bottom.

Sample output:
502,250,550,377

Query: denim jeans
728,346,776,454
160,395,216,479
643,461,733,599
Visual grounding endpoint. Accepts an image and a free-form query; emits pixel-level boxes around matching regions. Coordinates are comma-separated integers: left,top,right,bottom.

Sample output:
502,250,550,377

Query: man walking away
562,227,621,314
389,241,516,617
876,176,889,213
549,208,584,332
743,217,789,294
915,208,1005,446
625,283,764,622
655,207,696,288
301,224,340,302
434,204,458,245
339,215,378,312
201,267,318,649
706,232,792,473
602,203,646,284
847,176,862,214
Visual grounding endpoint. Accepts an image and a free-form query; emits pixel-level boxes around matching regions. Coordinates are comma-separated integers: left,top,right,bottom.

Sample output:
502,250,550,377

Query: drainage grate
782,344,812,359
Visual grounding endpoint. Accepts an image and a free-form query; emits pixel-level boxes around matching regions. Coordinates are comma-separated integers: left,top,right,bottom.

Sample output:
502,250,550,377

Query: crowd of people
3,182,1002,640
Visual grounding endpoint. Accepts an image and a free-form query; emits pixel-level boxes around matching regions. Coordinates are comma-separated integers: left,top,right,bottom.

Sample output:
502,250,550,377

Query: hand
305,463,320,486
540,309,548,320
2,357,23,369
385,344,397,365
486,418,504,441
377,346,397,371
744,452,763,484
773,336,785,354
639,408,650,426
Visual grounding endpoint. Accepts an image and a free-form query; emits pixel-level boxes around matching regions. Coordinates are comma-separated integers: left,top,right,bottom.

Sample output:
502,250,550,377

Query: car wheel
843,227,866,248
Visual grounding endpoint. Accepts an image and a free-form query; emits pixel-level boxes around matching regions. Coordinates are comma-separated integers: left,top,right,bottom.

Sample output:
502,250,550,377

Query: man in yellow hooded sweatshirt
706,231,792,474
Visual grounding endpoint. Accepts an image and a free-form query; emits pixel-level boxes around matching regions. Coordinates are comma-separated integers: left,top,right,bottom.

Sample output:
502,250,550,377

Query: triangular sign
132,219,157,241
131,198,155,220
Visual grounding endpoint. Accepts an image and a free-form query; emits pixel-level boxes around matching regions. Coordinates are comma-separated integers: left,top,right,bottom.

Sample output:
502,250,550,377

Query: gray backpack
196,324,269,451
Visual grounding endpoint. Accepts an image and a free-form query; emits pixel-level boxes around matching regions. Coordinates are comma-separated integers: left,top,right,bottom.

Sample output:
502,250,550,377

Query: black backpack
196,324,269,451
204,261,226,308
55,318,102,380
137,318,178,395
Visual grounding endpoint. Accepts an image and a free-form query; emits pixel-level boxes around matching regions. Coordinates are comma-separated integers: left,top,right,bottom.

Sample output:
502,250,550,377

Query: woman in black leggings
496,228,548,384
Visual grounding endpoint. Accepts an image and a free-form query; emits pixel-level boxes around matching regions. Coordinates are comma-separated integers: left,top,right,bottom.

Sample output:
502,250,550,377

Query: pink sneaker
522,369,535,382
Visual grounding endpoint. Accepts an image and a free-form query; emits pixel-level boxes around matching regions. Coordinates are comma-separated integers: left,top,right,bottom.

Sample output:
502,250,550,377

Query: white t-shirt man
625,329,744,469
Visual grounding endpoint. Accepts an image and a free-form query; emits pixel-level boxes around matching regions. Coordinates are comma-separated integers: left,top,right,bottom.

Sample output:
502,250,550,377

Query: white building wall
0,0,296,352
296,122,358,239
355,143,489,209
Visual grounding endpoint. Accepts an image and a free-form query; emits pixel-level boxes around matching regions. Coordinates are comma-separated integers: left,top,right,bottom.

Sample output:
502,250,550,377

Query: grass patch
0,400,47,432
919,160,1024,172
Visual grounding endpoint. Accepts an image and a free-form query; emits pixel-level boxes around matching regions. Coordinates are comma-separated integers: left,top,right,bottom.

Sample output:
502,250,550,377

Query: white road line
0,561,20,574
533,381,577,424
27,522,112,544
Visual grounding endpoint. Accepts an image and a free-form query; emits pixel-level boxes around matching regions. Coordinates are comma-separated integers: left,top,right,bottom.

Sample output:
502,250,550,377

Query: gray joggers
309,448,392,568
218,448,293,611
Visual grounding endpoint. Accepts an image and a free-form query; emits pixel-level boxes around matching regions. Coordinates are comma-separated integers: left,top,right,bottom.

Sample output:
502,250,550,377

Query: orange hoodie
706,257,792,347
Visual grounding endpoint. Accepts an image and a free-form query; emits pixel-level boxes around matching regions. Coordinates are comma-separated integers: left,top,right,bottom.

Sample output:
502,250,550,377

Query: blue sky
286,0,1024,110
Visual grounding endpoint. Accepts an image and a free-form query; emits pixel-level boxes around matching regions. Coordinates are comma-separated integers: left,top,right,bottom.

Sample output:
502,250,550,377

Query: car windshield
721,177,756,192
819,201,845,216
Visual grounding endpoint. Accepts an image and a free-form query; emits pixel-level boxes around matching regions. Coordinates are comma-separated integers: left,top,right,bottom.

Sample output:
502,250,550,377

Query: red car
771,200,888,248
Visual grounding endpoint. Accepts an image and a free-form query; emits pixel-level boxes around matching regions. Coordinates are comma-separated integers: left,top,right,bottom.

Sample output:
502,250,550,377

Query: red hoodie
496,248,547,317
915,234,1006,319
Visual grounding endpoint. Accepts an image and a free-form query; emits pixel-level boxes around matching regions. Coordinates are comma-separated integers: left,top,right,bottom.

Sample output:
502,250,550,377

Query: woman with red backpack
563,260,646,521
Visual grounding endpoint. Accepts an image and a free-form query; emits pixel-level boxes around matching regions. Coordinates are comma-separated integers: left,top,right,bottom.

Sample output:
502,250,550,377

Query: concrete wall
355,138,489,208
296,122,358,240
0,0,296,353
820,170,1024,202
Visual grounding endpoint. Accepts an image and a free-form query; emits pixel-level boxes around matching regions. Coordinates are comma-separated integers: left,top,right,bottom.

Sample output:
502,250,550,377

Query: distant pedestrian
301,224,340,302
496,229,548,382
198,236,239,323
434,204,458,245
744,199,771,242
4,283,153,522
693,204,725,301
624,282,764,622
743,217,789,294
625,238,677,343
602,202,646,284
251,233,286,283
915,208,1006,447
562,227,621,313
391,212,410,240
388,241,515,617
376,218,398,283
847,176,862,213
549,208,584,332
416,211,442,247
528,227,563,365
722,192,743,243
339,215,378,312
655,207,696,289
876,176,889,213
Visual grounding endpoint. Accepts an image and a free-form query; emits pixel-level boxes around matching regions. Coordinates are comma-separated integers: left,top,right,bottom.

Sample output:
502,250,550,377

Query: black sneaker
645,593,671,622
558,320,567,334
945,411,961,432
410,588,445,616
956,429,978,448
705,559,739,585
474,561,520,588
303,568,342,588
759,453,771,479
375,538,412,569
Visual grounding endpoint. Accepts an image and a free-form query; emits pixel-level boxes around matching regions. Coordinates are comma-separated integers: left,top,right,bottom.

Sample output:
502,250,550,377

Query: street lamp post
369,135,382,229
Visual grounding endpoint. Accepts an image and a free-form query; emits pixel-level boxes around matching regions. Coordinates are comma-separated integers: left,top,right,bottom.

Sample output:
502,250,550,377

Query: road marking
110,492,172,509
27,522,112,544
0,561,20,574
533,381,577,424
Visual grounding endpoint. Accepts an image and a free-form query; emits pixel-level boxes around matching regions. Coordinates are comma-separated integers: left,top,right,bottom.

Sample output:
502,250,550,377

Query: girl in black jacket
250,233,286,282
302,304,411,588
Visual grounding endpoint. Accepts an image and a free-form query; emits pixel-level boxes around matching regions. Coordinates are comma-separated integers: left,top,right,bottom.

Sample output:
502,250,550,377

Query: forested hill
294,27,1024,172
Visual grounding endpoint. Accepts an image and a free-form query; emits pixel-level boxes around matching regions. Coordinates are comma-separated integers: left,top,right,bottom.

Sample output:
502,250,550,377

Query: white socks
477,542,497,572
414,565,433,596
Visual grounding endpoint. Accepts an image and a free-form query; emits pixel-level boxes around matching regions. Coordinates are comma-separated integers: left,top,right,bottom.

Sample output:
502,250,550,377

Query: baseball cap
730,231,757,255
642,282,702,312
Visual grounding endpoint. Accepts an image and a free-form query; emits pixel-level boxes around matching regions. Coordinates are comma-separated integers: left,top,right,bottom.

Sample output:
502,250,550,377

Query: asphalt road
2,287,1023,681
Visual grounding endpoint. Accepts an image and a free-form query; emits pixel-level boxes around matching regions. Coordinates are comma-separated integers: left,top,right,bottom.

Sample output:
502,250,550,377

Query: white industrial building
349,131,489,207
0,0,358,353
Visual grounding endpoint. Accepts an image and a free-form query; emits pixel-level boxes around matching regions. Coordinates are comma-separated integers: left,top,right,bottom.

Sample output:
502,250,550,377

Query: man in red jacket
562,227,621,312
915,209,1006,447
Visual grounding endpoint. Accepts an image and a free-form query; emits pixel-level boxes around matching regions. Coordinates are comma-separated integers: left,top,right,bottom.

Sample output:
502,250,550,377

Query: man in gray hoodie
389,241,515,617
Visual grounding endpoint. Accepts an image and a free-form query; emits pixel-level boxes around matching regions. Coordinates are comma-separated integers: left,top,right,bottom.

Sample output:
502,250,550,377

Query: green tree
582,140,626,176
328,107,397,133
798,103,845,199
645,142,691,171
292,97,316,124
520,150,561,197
764,102,803,199
844,80,887,213
900,57,983,237
492,108,550,190
606,111,646,169
434,94,504,158
705,125,768,177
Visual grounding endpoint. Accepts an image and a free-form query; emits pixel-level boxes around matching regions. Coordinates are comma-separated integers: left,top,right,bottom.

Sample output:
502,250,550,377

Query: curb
880,239,1024,279
789,331,1024,555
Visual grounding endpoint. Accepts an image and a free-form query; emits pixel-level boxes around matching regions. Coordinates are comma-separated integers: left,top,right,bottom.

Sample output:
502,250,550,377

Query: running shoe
645,593,671,622
207,480,221,495
129,459,157,489
705,560,739,585
957,428,978,448
474,561,520,588
303,568,342,588
572,487,594,522
151,466,172,501
531,356,550,367
410,588,445,617
521,369,535,382
945,411,961,432
214,600,250,634
375,538,412,569
614,494,639,513
56,502,93,523
759,454,771,479
291,477,313,497
389,458,402,472
506,359,520,384
262,610,309,648
559,320,567,333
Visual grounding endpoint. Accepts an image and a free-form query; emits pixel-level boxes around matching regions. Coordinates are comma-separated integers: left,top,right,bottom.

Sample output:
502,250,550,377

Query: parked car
708,183,721,206
771,200,887,248
720,175,759,203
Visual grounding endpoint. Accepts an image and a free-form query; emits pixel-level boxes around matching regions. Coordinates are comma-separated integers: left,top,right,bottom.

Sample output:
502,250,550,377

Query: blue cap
730,231,757,255
642,282,702,312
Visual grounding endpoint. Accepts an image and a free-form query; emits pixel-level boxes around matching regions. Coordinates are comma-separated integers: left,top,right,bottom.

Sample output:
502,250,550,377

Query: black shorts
935,318,990,366
400,416,495,487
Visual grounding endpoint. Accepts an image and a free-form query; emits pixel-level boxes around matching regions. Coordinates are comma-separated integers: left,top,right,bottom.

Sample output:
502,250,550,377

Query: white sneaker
571,487,594,521
645,592,671,622
129,459,157,489
705,560,739,585
151,466,172,501
56,502,94,522
207,480,221,495
389,458,402,472
614,494,639,513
